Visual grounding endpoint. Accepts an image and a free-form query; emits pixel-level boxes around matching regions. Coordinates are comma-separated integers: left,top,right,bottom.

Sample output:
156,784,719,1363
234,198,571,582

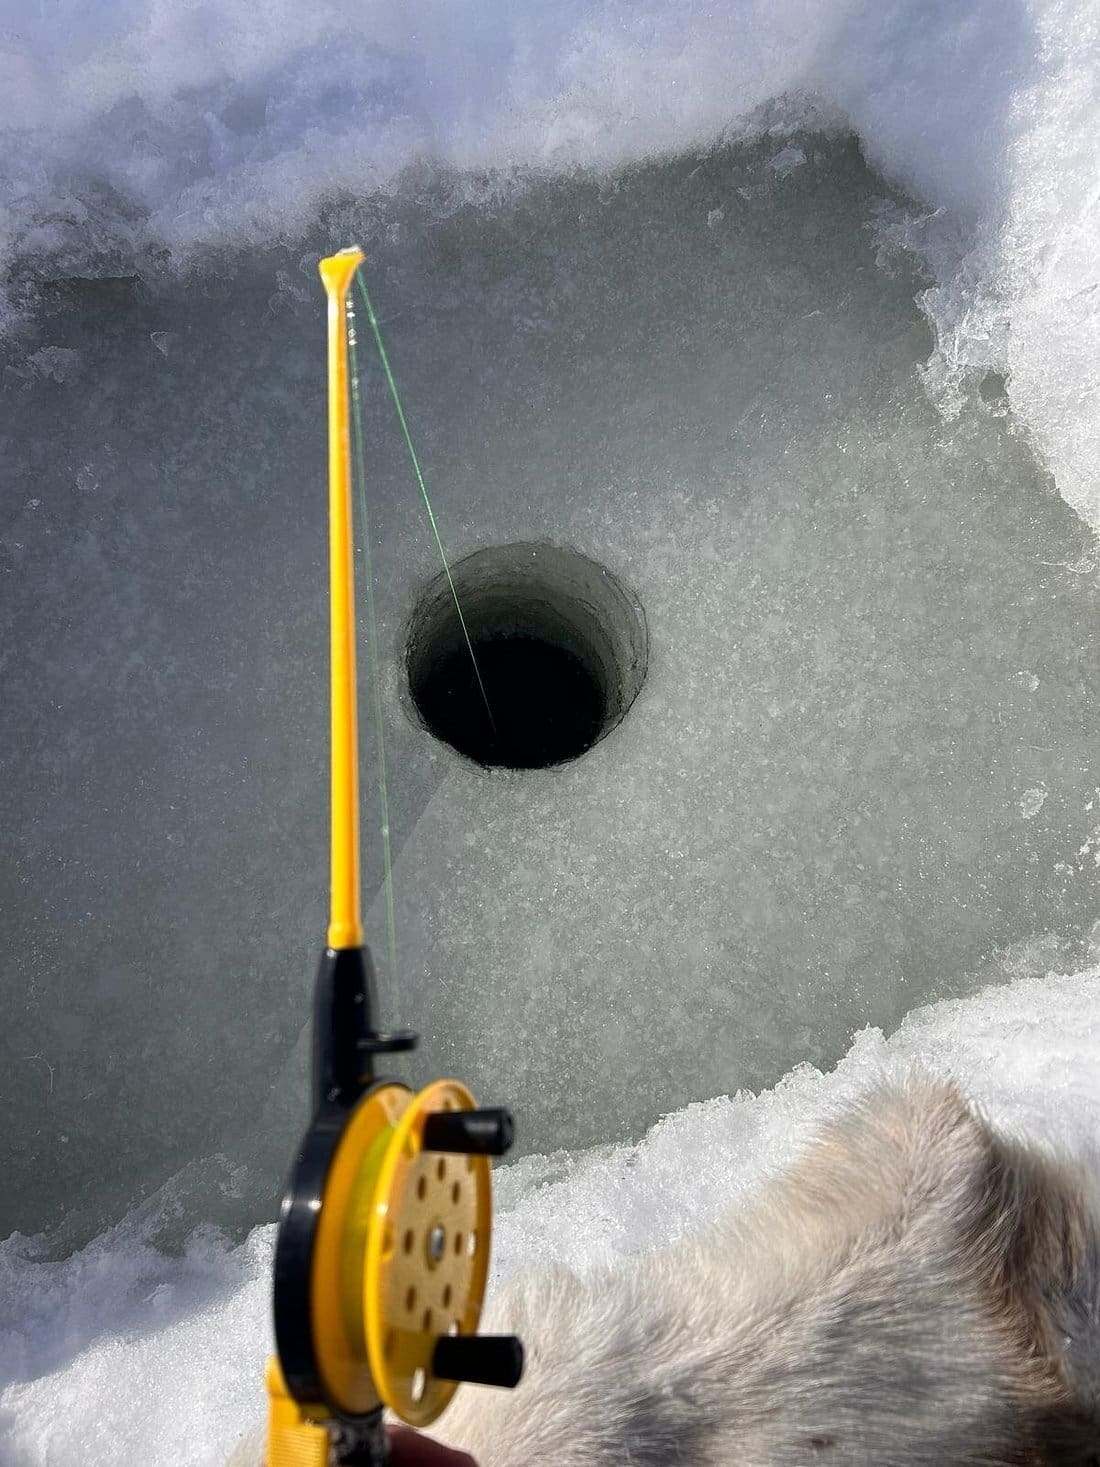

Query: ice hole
405,543,648,770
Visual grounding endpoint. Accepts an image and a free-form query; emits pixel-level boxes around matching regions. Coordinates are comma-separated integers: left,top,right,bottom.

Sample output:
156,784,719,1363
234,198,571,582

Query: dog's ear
1027,1403,1100,1467
972,1121,1100,1440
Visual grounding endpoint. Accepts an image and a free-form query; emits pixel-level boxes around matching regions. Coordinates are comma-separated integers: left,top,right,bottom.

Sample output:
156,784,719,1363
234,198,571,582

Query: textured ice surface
3,136,1100,1242
355,154,1100,1160
2,963,1099,1467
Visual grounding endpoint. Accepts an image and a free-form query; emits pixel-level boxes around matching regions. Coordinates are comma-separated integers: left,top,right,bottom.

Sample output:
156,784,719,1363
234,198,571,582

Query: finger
385,1424,478,1467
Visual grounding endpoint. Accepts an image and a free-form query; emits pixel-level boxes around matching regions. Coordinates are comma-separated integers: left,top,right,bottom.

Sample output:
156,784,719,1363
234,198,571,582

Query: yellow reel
310,1080,491,1425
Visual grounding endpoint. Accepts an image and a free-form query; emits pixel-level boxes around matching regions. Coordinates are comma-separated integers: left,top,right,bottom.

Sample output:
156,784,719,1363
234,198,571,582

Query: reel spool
265,250,523,1466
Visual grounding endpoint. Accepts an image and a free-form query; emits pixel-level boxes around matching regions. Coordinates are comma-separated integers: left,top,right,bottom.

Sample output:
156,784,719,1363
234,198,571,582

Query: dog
237,1075,1100,1465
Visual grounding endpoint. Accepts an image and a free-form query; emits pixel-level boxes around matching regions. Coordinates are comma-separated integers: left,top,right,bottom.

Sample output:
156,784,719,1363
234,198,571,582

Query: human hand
386,1424,478,1467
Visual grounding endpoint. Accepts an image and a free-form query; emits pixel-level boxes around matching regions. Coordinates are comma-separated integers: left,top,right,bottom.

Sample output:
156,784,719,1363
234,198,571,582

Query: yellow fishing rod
267,248,522,1467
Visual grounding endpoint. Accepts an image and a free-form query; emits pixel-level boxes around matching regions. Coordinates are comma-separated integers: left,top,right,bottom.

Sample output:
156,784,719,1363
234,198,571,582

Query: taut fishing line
347,270,498,1030
346,269,500,1025
353,271,498,741
347,292,401,1029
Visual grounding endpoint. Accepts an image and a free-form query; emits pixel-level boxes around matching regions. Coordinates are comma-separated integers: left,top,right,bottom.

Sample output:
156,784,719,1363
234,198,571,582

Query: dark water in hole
413,634,605,769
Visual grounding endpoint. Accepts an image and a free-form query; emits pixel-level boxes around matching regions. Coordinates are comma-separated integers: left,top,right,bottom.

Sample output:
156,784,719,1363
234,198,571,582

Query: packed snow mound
2,961,1098,1466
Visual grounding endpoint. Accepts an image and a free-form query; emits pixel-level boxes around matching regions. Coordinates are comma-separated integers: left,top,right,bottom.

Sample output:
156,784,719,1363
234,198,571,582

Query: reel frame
272,946,520,1457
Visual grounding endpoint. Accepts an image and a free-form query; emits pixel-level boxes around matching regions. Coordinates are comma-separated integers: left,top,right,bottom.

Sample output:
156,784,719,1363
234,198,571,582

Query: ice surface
331,146,1100,1158
2,962,1099,1467
3,134,1100,1242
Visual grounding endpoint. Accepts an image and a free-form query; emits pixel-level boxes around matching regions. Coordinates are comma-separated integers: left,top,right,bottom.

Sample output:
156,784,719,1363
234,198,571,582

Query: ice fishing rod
266,247,523,1467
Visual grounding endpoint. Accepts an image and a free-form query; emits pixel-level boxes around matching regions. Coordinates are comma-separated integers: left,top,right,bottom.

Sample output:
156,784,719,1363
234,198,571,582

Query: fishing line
347,293,401,1034
354,271,498,741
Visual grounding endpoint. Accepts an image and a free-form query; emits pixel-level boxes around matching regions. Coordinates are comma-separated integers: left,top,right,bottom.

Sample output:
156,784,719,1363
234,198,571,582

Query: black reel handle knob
432,1334,525,1390
422,1108,514,1156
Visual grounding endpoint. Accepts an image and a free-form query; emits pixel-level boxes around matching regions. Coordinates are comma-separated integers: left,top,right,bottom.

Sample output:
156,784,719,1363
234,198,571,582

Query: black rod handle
422,1108,514,1156
329,1412,388,1466
312,945,379,1110
432,1334,524,1389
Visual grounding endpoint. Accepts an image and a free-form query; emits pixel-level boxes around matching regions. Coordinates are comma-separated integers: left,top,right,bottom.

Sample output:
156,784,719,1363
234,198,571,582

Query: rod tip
319,248,365,300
